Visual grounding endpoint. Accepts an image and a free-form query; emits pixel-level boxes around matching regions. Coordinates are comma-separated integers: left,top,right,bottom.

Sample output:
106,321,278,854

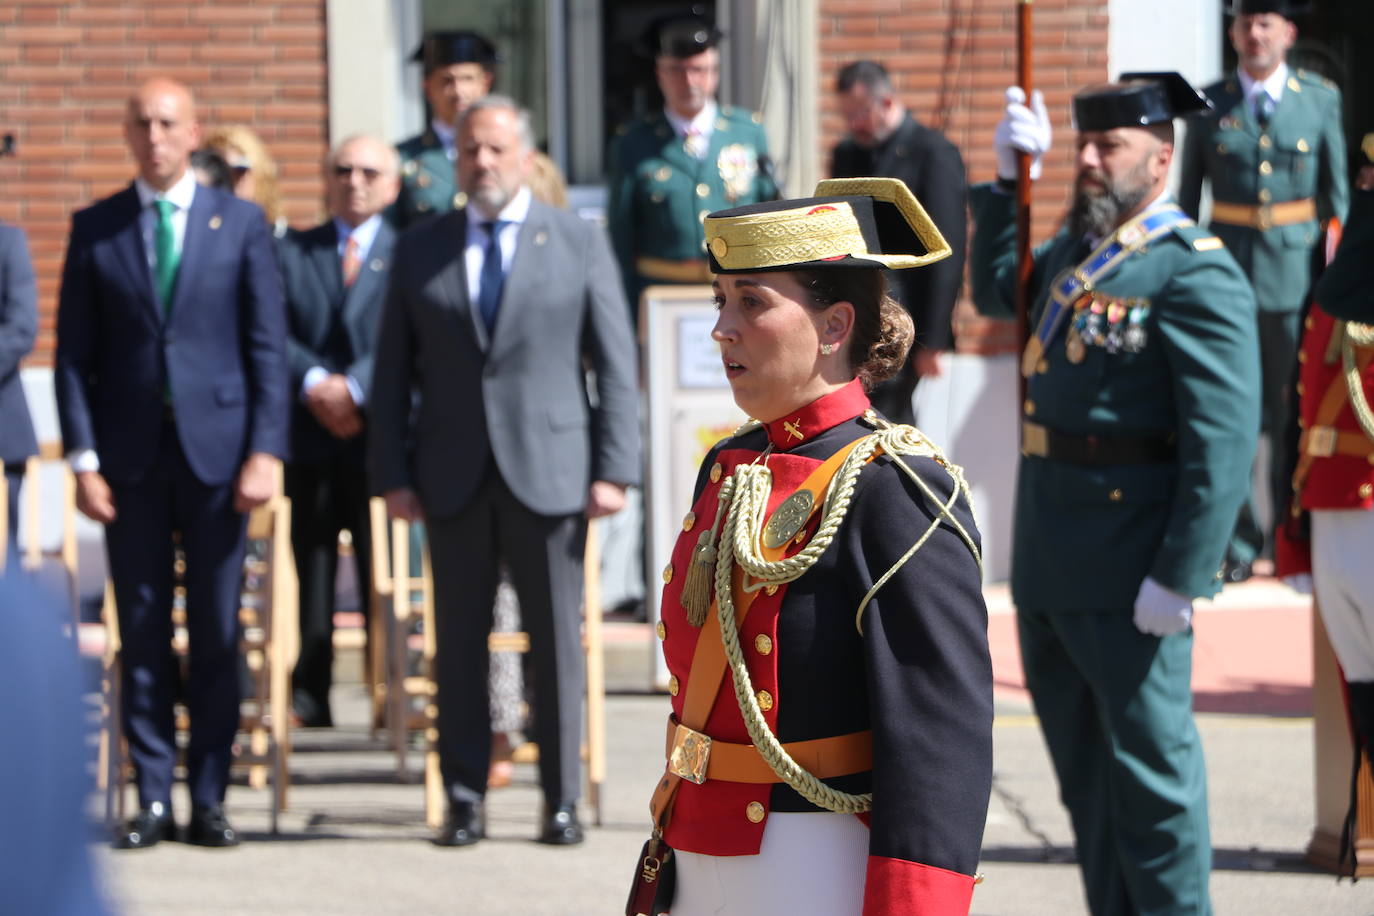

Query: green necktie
154,198,180,316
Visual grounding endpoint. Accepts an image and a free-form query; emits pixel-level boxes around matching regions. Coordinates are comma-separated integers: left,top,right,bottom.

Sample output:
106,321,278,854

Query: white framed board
640,285,747,688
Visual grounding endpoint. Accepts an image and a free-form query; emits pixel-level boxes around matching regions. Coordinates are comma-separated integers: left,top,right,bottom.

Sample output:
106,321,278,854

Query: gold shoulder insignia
721,104,734,117
1193,236,1224,252
733,418,764,436
751,111,763,124
1287,76,1302,94
402,160,418,177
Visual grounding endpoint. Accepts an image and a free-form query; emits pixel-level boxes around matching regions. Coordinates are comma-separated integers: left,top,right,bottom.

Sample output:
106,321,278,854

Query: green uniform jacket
391,130,458,230
1178,68,1348,311
969,185,1261,608
1315,187,1374,323
606,105,777,309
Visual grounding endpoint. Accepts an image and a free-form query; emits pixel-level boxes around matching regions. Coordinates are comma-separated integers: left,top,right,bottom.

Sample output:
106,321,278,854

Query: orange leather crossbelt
665,715,872,784
1211,198,1316,230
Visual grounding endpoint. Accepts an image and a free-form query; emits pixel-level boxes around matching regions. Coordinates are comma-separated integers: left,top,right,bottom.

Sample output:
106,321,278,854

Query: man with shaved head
55,78,288,849
277,134,399,728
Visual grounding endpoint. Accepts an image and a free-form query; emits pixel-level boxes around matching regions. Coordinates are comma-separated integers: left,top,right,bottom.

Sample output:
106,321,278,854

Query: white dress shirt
665,101,718,160
432,118,457,161
134,168,197,276
1237,62,1288,122
463,185,532,306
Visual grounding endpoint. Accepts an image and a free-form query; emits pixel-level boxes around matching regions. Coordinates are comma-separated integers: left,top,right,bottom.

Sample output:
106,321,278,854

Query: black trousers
105,419,247,809
1228,308,1301,564
285,455,372,725
426,468,586,807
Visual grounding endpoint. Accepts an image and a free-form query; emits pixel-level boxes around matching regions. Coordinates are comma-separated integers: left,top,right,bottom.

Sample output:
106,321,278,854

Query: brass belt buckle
1307,426,1338,458
1021,420,1049,458
668,722,712,785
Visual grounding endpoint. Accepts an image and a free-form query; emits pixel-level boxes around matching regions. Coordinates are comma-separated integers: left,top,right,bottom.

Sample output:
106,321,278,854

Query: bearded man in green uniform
1178,0,1348,580
971,73,1261,915
606,13,777,320
392,31,497,229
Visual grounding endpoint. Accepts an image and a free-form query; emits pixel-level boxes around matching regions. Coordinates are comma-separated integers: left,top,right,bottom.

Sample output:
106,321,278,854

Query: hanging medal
1105,300,1127,353
1123,300,1149,352
1065,323,1087,364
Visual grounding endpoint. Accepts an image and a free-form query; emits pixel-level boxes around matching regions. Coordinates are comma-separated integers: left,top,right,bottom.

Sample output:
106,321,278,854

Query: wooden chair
5,444,81,625
99,466,299,833
368,498,608,827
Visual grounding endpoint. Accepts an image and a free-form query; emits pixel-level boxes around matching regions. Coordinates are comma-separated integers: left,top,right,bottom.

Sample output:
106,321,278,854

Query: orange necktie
342,237,361,287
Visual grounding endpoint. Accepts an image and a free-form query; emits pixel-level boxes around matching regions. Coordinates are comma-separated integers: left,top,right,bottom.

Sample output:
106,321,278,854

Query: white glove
1282,573,1314,597
1132,576,1193,637
995,86,1052,182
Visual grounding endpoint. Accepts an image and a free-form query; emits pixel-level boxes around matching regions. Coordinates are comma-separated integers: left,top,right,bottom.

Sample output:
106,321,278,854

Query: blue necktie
1256,91,1275,127
478,220,509,333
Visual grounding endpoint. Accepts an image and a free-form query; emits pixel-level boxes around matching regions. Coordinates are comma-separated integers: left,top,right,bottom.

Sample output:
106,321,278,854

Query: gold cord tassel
681,481,733,627
680,529,716,627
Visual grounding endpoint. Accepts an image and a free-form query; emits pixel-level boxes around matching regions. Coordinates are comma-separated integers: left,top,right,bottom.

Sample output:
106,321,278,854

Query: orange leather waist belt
1301,425,1374,460
636,256,713,283
664,715,872,785
1211,198,1316,230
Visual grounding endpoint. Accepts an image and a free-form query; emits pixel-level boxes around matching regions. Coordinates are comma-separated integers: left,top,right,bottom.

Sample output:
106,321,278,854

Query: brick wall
818,0,1110,354
1,0,330,365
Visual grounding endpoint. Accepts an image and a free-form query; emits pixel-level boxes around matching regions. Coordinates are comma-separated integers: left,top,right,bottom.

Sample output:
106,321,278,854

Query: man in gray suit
369,95,640,847
0,222,39,558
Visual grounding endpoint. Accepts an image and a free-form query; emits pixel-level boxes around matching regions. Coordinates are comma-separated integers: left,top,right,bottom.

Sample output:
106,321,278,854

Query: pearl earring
820,342,835,356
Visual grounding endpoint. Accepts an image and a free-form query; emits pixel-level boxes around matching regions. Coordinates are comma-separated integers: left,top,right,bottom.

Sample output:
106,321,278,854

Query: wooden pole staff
1016,0,1035,406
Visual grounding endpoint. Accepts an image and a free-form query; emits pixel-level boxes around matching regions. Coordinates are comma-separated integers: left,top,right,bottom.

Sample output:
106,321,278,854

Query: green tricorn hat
704,177,951,274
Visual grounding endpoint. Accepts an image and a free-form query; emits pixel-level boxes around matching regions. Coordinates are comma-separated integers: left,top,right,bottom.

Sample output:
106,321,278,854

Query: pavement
94,577,1374,915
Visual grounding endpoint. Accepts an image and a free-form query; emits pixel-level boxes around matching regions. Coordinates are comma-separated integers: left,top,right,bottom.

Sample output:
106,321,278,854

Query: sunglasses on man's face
334,164,382,181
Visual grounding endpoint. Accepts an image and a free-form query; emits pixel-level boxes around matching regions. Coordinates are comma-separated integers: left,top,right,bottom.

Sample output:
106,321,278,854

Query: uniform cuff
863,856,975,916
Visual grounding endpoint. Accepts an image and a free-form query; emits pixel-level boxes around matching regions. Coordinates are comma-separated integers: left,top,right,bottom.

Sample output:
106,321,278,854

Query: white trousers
1313,509,1374,680
671,812,868,916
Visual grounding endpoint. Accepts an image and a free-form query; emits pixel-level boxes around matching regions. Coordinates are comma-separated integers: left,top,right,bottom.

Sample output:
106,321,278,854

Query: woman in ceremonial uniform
632,178,992,916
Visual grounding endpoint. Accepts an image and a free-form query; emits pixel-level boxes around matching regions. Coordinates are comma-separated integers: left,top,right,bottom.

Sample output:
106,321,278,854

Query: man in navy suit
55,78,288,849
0,222,39,558
278,134,399,728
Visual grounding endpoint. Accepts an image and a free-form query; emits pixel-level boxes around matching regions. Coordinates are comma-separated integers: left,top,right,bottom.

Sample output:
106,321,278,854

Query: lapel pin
534,230,548,246
209,215,222,230
369,258,384,271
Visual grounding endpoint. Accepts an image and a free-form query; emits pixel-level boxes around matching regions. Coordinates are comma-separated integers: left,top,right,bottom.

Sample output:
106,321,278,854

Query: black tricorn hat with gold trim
704,178,952,274
1072,72,1211,132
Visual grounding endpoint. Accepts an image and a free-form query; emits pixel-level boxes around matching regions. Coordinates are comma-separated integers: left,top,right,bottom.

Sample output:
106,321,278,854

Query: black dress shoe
538,803,584,846
185,805,240,847
435,801,485,847
113,801,174,850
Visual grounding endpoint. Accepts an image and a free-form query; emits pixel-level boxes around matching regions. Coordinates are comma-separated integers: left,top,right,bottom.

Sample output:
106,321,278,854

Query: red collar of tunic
760,379,871,450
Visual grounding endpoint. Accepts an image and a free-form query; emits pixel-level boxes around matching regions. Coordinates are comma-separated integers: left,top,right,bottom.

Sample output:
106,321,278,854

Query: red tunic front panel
1297,306,1374,511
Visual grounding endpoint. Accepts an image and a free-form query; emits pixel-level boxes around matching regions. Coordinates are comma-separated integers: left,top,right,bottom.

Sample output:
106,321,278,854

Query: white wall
1109,0,1224,195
